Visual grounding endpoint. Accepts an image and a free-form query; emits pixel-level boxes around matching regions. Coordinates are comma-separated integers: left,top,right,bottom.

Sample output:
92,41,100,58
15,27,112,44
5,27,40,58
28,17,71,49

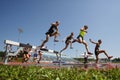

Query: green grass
0,65,120,80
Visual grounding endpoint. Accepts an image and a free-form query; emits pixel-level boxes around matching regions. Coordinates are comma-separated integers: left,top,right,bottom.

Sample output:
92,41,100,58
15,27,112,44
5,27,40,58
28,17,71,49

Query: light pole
18,28,23,42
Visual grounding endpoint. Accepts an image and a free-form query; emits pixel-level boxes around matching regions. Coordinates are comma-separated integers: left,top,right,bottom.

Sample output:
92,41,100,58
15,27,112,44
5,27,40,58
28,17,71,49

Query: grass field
0,57,120,80
0,65,120,80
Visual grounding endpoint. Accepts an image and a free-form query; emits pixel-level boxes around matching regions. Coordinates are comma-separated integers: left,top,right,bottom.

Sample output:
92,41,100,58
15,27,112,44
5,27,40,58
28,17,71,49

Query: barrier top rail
4,40,59,54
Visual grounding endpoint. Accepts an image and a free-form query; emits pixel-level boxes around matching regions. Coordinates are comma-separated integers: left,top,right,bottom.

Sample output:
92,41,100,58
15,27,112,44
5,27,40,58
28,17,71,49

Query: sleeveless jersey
80,30,86,37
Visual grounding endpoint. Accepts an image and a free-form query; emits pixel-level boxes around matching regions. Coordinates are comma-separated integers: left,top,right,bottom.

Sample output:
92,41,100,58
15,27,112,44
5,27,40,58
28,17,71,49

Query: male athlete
72,25,92,55
40,21,60,49
89,39,113,63
60,32,74,53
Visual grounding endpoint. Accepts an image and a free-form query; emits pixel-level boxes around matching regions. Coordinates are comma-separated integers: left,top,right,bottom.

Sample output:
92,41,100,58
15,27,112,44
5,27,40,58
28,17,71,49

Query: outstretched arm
89,39,97,44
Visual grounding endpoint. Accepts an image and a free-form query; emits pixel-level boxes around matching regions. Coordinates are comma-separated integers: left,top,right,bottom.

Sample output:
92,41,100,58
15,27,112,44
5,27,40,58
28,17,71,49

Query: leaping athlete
72,25,92,55
60,32,74,53
39,21,60,49
89,39,113,63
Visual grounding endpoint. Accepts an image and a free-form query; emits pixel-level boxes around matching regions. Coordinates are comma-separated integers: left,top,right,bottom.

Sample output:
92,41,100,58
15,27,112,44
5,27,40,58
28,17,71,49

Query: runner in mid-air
60,32,74,53
39,21,60,49
89,39,113,63
72,25,92,55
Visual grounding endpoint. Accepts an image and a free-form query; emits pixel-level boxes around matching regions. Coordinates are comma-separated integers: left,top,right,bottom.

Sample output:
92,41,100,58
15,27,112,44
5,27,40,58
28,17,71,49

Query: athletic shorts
45,30,54,36
77,35,84,40
95,50,99,56
65,39,70,44
24,51,28,54
34,53,38,57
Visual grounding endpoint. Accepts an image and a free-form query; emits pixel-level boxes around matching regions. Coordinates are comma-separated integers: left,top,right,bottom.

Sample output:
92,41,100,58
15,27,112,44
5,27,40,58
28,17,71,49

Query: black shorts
45,30,54,36
95,50,99,56
77,35,84,40
65,40,70,44
24,51,28,54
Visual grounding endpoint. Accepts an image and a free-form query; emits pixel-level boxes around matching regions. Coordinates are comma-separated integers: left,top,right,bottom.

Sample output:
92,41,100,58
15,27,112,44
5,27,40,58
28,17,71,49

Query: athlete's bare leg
40,35,49,48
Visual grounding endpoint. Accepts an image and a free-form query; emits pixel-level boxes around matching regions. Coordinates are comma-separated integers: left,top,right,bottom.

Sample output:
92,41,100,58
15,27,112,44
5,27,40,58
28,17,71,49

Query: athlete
72,25,92,55
22,47,31,63
40,21,60,49
37,50,42,63
89,39,113,63
60,32,74,53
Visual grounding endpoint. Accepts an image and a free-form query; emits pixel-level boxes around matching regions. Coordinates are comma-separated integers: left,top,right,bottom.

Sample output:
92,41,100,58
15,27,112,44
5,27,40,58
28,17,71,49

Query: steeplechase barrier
4,40,61,65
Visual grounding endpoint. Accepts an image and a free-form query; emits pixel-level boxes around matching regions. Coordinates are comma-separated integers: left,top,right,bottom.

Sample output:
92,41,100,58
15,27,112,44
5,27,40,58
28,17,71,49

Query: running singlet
80,30,86,37
65,35,73,43
66,35,73,40
95,43,100,55
46,24,57,36
48,25,57,33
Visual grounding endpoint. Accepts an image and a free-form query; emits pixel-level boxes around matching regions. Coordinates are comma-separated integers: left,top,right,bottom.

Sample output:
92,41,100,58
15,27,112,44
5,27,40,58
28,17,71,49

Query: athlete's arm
89,39,97,44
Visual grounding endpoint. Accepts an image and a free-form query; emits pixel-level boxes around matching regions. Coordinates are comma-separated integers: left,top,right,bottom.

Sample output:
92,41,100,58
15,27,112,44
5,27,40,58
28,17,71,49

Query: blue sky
0,0,120,58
